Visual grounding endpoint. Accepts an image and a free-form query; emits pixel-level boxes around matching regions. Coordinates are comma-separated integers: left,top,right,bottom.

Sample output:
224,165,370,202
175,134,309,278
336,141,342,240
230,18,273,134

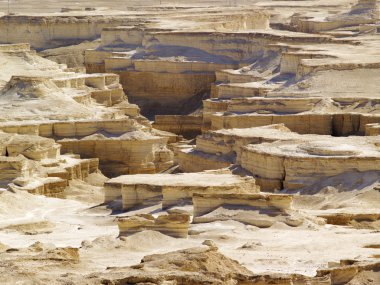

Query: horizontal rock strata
0,131,99,196
192,193,304,227
117,213,190,238
104,172,259,209
240,138,380,190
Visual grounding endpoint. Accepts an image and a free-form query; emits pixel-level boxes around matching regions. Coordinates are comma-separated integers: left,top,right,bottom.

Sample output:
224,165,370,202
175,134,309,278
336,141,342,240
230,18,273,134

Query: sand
1,174,379,277
0,0,379,283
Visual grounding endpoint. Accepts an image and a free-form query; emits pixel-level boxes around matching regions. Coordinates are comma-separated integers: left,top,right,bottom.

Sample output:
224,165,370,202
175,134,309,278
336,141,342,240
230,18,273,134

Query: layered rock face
0,14,136,49
0,43,174,178
104,172,258,209
193,193,292,216
205,63,380,137
240,138,380,191
118,213,190,238
59,131,173,177
84,8,269,118
153,115,203,138
192,193,305,228
1,1,380,284
178,124,380,191
366,123,380,136
200,5,380,137
105,168,309,239
179,124,293,173
0,131,99,196
290,0,379,33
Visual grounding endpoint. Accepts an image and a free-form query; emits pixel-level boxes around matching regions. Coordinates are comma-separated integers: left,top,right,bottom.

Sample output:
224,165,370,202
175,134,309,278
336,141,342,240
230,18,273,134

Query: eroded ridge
104,172,259,208
178,124,380,191
0,43,174,177
0,0,380,284
0,131,99,196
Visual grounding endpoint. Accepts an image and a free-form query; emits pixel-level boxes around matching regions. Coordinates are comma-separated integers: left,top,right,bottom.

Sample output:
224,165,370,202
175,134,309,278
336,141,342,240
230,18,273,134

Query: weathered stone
117,213,190,238
104,172,258,209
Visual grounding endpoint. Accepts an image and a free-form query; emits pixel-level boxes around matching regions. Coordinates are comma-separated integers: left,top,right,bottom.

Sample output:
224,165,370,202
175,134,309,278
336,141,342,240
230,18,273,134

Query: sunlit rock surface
0,0,379,283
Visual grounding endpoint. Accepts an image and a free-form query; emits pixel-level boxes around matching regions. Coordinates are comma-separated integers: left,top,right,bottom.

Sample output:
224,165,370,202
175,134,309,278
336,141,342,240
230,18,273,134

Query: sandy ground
0,172,379,277
0,0,379,282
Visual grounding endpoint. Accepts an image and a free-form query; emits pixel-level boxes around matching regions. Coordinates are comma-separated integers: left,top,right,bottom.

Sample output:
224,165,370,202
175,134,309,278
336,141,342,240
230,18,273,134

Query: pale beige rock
117,213,190,238
104,172,258,209
178,124,296,173
84,10,270,117
0,132,60,161
0,156,30,186
1,1,380,282
0,130,99,196
153,115,202,138
365,123,380,136
0,15,134,49
192,193,304,228
178,125,380,191
317,260,380,285
240,138,380,191
0,43,176,178
178,147,233,173
291,0,379,33
59,131,173,177
193,192,293,215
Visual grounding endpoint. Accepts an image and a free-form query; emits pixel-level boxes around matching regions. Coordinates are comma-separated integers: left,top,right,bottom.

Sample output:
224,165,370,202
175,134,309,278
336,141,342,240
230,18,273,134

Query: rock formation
153,115,203,138
0,0,379,284
118,213,190,238
3,238,378,284
0,131,99,196
0,14,136,49
240,137,380,191
178,124,380,191
0,43,174,179
290,0,379,33
84,8,269,119
192,193,305,227
104,172,259,209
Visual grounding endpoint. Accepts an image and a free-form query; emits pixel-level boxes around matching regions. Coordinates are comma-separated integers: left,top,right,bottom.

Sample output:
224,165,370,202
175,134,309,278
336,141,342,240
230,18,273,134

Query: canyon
0,0,379,284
